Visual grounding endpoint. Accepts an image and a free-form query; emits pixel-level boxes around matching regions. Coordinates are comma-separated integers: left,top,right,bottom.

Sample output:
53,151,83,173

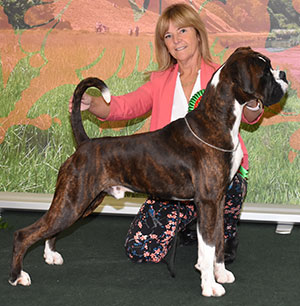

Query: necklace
184,117,239,153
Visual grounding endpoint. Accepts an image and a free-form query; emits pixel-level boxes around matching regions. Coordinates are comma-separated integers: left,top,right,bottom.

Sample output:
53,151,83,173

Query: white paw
9,270,31,286
194,263,201,271
44,250,64,265
202,282,226,297
216,268,235,284
214,263,235,284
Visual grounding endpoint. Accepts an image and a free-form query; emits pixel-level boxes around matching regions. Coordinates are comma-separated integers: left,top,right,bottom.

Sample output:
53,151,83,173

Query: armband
238,165,249,180
246,103,260,111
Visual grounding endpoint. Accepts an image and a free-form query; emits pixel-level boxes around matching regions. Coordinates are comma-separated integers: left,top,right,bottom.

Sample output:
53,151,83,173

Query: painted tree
0,0,55,29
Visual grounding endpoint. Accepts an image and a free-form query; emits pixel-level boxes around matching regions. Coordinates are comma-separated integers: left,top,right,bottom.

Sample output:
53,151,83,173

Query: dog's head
218,47,288,107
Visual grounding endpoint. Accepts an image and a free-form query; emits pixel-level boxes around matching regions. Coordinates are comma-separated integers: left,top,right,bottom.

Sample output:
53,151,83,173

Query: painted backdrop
0,0,299,205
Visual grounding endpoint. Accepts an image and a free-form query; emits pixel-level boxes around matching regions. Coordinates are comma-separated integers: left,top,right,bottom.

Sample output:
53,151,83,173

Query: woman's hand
69,93,110,119
243,99,263,123
69,93,92,113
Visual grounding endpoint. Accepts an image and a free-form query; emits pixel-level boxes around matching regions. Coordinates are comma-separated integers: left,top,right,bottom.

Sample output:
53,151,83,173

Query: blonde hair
154,3,213,71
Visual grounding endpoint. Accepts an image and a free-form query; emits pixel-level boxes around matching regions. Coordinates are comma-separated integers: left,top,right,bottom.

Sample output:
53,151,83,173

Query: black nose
279,71,287,83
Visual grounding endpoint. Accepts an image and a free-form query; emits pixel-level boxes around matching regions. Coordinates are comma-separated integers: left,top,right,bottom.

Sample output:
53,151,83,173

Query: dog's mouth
279,71,288,84
262,69,288,107
272,69,289,91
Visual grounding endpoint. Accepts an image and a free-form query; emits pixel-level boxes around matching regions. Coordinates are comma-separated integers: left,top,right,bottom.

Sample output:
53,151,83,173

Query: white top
170,70,201,122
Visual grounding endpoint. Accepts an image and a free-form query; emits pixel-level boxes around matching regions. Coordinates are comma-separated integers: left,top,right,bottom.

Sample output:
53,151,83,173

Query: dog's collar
184,117,239,153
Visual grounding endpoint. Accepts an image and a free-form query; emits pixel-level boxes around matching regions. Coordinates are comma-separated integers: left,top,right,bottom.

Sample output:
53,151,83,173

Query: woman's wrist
243,99,263,123
245,104,260,111
245,100,262,112
89,95,110,119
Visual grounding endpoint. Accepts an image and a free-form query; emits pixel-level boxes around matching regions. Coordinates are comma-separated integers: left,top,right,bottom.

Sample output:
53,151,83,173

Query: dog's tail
71,77,111,146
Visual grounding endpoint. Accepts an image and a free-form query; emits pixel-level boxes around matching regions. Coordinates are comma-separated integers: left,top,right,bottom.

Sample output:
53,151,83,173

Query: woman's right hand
69,93,92,113
69,92,110,119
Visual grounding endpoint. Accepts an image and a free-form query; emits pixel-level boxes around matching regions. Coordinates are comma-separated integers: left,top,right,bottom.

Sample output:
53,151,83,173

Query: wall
0,0,299,206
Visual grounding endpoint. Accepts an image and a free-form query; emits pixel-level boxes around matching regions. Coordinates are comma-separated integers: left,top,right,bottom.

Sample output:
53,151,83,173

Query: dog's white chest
229,100,244,179
231,145,243,180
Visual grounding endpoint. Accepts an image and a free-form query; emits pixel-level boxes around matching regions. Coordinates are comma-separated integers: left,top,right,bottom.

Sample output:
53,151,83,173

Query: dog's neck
187,80,243,150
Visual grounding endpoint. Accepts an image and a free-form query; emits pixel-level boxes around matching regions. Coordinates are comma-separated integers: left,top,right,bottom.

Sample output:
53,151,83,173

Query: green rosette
188,89,205,112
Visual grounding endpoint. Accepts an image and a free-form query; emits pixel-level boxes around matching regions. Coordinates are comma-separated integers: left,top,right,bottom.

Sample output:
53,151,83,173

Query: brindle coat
9,47,288,296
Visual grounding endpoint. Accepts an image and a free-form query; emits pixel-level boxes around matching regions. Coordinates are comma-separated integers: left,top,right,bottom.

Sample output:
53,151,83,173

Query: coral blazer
105,59,261,170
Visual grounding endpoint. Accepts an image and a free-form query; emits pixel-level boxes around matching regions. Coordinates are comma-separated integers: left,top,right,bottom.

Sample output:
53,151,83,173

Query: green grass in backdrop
0,47,299,205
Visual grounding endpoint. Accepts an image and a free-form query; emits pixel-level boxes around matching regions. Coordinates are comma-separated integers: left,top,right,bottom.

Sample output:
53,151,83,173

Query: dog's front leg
213,199,235,285
214,262,235,284
194,223,226,297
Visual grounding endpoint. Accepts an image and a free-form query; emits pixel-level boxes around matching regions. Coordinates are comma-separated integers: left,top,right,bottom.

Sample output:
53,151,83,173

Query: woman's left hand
243,99,263,123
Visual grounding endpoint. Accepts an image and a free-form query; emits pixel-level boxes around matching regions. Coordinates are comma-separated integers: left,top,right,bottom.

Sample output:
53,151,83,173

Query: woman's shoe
180,224,239,264
224,234,239,264
179,227,197,246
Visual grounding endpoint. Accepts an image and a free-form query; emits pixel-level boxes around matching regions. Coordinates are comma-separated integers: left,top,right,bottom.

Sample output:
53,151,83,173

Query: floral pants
124,173,247,263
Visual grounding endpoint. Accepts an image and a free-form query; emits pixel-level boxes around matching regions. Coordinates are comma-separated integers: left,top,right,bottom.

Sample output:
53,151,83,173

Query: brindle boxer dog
9,47,288,296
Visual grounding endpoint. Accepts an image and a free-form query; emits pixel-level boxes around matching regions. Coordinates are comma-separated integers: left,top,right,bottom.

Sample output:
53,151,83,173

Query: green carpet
1,210,300,306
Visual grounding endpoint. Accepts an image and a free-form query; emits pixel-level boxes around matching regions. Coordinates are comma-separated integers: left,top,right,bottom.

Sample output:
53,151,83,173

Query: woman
70,3,263,264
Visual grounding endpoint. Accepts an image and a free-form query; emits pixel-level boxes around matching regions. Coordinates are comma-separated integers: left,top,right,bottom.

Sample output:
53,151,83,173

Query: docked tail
71,77,111,147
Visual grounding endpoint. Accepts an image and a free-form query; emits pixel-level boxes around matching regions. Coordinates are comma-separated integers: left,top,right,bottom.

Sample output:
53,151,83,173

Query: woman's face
163,20,200,65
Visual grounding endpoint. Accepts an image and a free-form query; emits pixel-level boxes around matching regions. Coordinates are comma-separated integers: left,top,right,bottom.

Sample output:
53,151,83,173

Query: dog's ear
232,61,255,103
233,46,252,54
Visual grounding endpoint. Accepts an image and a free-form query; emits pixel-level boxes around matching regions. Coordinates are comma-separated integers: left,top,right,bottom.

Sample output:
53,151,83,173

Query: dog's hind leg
9,214,78,286
42,192,106,266
9,187,107,286
9,215,55,286
9,197,90,286
82,192,106,218
44,236,64,265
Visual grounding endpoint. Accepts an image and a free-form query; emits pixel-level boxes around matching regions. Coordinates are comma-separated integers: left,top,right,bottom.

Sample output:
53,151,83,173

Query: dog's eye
258,56,266,63
266,59,272,69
